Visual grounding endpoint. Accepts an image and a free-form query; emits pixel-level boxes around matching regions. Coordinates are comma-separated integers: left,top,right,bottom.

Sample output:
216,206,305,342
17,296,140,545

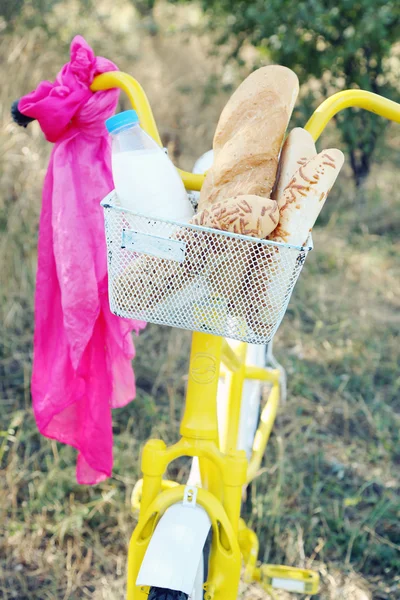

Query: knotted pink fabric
19,36,145,484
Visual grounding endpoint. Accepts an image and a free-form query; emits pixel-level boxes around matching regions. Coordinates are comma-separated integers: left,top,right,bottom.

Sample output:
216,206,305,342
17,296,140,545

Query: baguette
213,65,299,152
199,65,299,210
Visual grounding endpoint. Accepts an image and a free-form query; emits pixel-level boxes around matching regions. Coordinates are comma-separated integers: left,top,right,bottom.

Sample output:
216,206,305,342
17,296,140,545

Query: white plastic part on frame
215,341,266,460
190,149,214,206
271,577,305,592
136,487,211,595
238,343,266,459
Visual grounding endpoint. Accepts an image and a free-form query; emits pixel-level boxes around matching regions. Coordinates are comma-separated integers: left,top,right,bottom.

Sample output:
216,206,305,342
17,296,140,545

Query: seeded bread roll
270,148,345,246
272,127,317,203
198,65,299,211
191,195,279,238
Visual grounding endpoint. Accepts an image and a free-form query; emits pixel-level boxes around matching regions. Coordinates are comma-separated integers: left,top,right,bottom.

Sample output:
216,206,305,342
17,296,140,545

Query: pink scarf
18,36,145,484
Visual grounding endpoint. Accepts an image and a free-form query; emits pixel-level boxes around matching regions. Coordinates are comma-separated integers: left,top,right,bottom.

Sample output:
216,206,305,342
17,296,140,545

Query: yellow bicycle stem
305,88,400,141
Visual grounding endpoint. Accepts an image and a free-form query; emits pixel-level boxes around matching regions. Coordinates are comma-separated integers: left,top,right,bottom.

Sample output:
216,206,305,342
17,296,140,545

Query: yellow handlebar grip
91,71,205,191
305,89,400,142
91,71,162,145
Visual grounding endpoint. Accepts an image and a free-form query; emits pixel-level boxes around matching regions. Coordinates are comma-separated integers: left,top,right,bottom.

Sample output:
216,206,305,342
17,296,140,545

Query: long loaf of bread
173,66,298,327
199,65,299,210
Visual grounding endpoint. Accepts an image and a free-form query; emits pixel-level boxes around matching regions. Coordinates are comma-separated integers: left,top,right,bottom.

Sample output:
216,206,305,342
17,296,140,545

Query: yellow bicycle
92,71,400,599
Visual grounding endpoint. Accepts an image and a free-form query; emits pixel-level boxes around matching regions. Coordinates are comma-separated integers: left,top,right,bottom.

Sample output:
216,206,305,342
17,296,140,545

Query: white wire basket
102,191,312,344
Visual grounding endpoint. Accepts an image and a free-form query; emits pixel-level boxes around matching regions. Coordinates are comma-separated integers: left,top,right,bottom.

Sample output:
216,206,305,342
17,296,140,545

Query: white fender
193,150,214,175
136,487,212,595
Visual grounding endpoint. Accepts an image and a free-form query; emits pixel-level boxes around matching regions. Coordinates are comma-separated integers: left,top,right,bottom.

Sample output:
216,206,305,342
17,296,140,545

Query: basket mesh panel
103,200,309,344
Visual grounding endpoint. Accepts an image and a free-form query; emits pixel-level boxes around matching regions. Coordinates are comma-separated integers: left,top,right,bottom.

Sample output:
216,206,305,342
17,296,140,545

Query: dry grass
1,1,400,599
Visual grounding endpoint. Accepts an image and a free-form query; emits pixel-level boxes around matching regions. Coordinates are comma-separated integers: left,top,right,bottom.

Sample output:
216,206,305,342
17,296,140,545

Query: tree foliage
0,0,92,30
173,0,400,187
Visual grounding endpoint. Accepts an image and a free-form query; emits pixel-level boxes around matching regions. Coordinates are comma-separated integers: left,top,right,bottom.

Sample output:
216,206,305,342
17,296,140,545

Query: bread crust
272,127,316,203
191,195,279,238
199,66,299,210
269,148,345,246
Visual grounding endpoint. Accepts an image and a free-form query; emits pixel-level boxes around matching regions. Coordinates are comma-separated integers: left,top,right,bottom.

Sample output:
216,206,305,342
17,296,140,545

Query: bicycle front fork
126,331,248,600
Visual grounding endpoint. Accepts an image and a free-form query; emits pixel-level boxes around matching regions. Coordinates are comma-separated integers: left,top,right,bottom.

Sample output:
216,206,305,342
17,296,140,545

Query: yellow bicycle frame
91,72,400,599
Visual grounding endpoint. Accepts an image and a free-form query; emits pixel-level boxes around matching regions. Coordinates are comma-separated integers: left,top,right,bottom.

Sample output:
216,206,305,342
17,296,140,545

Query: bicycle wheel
148,530,211,600
148,589,188,600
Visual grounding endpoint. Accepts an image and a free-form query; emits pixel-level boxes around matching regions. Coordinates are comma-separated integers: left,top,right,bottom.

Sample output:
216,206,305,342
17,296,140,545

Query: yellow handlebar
305,89,400,141
92,71,400,191
91,71,204,191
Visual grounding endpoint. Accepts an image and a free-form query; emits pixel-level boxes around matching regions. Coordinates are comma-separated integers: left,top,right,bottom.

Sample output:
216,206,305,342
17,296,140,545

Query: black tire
202,528,212,583
148,588,188,600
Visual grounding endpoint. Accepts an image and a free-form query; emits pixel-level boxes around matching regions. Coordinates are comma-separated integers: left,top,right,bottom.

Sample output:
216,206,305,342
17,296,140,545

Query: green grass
1,2,400,598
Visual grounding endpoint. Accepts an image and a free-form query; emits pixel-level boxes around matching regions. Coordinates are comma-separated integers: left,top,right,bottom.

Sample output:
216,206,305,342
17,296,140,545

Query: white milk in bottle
105,110,193,231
